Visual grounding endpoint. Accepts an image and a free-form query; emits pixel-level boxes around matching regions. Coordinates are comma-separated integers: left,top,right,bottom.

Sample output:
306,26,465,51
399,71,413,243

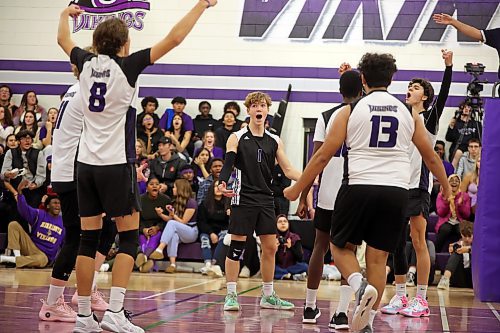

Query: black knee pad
117,229,139,259
52,223,81,280
98,218,117,256
226,240,246,261
78,229,102,259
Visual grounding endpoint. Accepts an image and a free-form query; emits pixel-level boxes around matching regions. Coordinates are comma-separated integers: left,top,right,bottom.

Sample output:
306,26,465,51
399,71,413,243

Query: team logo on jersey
70,0,150,33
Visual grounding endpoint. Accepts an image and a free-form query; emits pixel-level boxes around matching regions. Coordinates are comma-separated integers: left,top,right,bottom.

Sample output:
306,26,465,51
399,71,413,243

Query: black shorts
406,188,430,220
314,206,333,233
77,162,141,218
228,205,276,236
331,184,408,253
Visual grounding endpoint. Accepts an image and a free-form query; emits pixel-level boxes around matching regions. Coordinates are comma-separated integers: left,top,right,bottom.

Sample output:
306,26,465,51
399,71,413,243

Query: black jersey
231,127,280,207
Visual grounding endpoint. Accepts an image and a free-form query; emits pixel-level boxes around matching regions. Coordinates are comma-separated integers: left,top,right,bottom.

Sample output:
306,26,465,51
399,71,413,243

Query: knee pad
226,240,246,261
78,229,102,259
117,229,139,259
98,219,117,255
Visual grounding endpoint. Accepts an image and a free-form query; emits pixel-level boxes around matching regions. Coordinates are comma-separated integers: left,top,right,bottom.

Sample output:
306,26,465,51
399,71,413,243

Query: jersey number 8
89,82,107,113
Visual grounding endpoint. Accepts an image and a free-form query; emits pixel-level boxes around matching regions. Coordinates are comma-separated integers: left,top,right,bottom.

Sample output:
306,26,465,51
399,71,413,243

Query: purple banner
70,0,150,14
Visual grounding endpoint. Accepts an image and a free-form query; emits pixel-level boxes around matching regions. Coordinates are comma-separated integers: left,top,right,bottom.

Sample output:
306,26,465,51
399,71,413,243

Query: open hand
433,13,454,25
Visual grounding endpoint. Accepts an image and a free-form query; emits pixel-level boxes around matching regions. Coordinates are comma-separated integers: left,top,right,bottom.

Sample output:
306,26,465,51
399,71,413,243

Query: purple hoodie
17,194,64,261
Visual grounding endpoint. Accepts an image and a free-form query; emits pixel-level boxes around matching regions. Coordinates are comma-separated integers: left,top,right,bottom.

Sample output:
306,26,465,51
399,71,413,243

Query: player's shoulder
233,126,249,141
264,129,280,144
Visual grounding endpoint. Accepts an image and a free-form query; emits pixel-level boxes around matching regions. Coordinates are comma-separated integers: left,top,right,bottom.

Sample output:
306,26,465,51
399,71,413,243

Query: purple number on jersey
89,82,107,113
369,115,399,148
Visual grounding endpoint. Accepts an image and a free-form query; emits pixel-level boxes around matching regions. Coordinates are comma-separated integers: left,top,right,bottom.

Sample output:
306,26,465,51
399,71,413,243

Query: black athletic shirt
231,127,280,207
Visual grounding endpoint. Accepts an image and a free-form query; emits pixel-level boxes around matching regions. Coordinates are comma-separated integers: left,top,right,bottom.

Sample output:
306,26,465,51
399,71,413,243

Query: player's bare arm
276,139,301,181
284,105,349,201
150,0,217,64
57,5,84,56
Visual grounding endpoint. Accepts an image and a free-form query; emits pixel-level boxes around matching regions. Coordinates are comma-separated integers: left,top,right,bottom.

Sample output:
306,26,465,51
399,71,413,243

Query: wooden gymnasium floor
1,268,499,332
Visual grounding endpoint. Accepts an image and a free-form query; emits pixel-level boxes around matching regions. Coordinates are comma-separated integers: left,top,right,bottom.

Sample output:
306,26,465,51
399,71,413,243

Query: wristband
204,0,211,8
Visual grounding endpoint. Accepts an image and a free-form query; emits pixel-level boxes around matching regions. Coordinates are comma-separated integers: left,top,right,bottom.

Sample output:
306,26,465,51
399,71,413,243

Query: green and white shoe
223,292,240,311
260,291,295,310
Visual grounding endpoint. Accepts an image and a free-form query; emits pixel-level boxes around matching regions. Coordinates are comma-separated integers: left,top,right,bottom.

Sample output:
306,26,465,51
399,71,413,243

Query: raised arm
150,0,217,64
433,13,483,41
57,5,84,56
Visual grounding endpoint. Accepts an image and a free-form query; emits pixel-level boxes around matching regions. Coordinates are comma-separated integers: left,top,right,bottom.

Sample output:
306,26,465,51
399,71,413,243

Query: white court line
141,280,212,300
487,302,500,323
438,292,450,333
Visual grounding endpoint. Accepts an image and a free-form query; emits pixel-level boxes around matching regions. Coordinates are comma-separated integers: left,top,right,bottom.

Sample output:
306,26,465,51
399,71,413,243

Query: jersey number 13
369,115,399,148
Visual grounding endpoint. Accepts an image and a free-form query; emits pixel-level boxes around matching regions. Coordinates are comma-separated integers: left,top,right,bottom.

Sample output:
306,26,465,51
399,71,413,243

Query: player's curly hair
93,18,129,56
244,91,272,108
357,53,397,88
409,78,435,110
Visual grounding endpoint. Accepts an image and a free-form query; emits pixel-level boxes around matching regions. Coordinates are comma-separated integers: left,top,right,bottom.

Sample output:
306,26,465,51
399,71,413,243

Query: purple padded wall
472,98,500,302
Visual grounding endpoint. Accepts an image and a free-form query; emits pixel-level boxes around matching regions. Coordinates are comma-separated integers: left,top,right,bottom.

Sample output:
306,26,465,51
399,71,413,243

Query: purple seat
0,233,6,250
435,253,450,272
427,232,436,244
427,214,438,233
175,242,203,261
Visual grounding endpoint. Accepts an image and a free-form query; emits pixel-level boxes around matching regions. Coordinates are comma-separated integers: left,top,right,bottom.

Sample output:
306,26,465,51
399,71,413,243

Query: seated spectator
435,140,454,176
0,84,18,116
0,181,63,268
274,215,308,280
149,136,187,197
136,96,160,129
193,130,224,159
197,158,223,205
135,139,150,194
192,147,211,180
220,101,244,130
437,221,474,290
446,100,482,167
179,164,198,196
193,101,219,143
137,113,163,158
215,111,237,153
456,138,481,179
39,107,58,148
13,90,46,127
198,181,230,277
2,130,46,209
14,110,43,150
0,105,15,147
165,113,194,157
0,134,18,186
159,96,194,148
461,156,480,217
149,179,199,273
135,178,172,273
403,238,436,287
435,174,471,252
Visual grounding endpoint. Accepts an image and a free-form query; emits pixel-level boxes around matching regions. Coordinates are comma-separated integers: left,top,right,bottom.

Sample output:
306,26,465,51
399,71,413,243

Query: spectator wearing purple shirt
193,130,224,159
0,180,64,268
159,96,194,139
165,113,194,157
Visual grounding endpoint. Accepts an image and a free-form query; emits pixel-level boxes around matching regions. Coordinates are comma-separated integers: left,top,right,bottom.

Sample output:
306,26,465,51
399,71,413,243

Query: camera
452,243,461,253
278,236,286,245
464,62,487,117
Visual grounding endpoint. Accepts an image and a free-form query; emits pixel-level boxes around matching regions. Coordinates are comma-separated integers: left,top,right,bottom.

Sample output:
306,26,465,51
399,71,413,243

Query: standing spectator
445,101,482,167
193,101,219,142
148,136,187,197
461,157,480,217
15,110,43,150
221,101,244,130
40,107,58,148
215,111,237,153
159,96,194,143
0,181,64,268
165,113,193,156
0,84,18,116
193,130,224,159
274,215,308,280
198,181,230,277
136,96,160,129
456,139,481,179
135,177,172,273
437,220,474,290
0,105,15,148
149,179,199,273
270,163,291,216
137,114,163,158
2,130,46,208
435,174,471,252
197,158,223,205
13,90,46,127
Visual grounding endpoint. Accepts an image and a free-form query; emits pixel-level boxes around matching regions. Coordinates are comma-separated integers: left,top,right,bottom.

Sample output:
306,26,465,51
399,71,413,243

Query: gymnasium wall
0,0,499,173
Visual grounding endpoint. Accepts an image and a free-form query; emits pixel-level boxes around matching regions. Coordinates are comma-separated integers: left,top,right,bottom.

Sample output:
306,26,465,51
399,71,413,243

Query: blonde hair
244,91,272,108
173,179,193,218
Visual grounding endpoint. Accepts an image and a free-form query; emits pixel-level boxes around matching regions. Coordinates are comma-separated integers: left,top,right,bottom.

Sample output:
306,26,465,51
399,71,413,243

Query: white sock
0,255,16,263
205,260,211,267
262,282,274,297
109,286,126,312
369,310,377,326
227,282,237,295
347,272,363,293
78,295,91,316
13,250,21,257
416,285,427,299
91,273,98,291
47,285,65,306
305,288,318,309
408,266,416,274
337,285,353,314
396,283,406,297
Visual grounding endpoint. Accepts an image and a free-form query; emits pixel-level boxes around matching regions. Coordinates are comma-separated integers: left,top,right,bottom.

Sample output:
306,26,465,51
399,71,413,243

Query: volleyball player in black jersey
217,91,301,311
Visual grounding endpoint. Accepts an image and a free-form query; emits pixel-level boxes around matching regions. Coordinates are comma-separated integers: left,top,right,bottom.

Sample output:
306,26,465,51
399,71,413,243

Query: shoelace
407,297,420,309
55,298,75,313
92,290,105,301
124,309,134,322
269,292,285,308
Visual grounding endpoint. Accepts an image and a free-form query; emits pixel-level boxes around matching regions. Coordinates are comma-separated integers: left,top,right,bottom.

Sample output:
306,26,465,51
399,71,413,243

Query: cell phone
452,243,461,253
166,205,175,213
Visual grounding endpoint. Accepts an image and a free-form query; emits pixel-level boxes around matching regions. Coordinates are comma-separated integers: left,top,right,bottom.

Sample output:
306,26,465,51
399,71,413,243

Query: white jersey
314,105,346,210
71,47,151,166
345,90,414,189
51,82,83,184
408,113,437,192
